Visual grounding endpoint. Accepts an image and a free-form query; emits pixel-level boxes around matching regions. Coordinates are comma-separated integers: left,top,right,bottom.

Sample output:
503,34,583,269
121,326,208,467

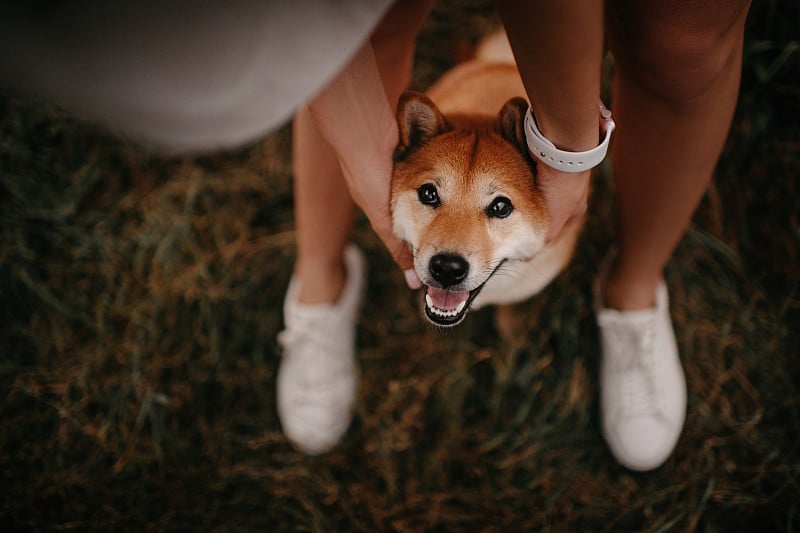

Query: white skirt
0,0,393,152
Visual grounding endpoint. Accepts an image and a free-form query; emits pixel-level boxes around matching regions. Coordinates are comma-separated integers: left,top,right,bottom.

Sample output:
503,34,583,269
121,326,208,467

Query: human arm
307,39,420,289
497,0,606,242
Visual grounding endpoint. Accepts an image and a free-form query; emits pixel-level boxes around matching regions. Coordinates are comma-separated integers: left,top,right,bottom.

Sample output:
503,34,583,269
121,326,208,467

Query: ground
1,1,798,531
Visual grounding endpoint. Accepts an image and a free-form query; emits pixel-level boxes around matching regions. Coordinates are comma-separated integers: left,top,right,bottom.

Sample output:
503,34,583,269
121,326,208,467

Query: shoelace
278,314,338,357
609,318,665,420
278,309,356,377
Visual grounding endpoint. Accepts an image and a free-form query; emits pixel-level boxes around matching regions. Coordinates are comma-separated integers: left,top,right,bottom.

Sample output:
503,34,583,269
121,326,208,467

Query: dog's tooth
455,300,466,314
425,294,434,309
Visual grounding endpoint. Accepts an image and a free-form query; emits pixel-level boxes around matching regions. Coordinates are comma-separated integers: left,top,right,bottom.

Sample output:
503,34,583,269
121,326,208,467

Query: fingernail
404,269,422,290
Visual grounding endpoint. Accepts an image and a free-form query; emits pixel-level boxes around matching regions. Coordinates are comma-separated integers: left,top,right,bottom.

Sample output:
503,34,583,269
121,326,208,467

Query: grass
1,1,798,530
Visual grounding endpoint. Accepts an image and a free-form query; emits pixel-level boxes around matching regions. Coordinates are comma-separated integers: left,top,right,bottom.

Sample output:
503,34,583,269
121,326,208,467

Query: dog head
391,91,551,327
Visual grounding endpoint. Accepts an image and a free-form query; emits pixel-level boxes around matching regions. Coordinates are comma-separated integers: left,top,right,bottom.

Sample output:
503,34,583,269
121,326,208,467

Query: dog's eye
487,196,513,218
417,183,440,207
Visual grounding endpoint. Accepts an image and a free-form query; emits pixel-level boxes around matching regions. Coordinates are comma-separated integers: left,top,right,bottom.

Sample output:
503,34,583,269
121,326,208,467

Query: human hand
330,114,420,290
537,166,591,243
370,210,421,290
344,169,421,289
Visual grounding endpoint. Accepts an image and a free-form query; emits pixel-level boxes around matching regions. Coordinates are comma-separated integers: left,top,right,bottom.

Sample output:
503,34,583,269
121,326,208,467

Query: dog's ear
394,91,448,161
498,97,530,155
498,97,538,178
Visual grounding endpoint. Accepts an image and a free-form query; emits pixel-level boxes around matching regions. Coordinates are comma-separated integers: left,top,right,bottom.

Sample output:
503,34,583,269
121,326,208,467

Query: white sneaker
277,245,364,455
595,275,687,471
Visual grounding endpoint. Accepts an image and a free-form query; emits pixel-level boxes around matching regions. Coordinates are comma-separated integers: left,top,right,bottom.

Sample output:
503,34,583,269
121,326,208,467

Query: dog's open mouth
424,287,472,326
422,260,506,327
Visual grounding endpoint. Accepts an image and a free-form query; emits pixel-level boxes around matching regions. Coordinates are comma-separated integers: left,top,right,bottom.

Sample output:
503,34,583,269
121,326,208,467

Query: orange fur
390,31,583,325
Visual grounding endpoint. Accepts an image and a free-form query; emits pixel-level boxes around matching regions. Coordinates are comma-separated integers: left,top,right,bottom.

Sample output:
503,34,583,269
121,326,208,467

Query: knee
610,4,750,105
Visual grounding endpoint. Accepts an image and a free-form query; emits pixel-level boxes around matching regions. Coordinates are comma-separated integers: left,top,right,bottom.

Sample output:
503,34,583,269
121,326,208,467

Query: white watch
524,101,616,173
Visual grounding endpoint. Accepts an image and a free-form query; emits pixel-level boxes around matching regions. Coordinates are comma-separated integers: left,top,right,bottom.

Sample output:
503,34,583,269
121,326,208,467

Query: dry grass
1,1,798,531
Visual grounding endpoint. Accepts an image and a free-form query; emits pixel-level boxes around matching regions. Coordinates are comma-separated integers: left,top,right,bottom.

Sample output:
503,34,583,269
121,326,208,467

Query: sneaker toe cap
605,417,680,471
277,372,357,455
279,401,353,455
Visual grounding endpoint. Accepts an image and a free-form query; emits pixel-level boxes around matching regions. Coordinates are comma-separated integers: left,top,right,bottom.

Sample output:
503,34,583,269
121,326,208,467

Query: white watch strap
524,101,616,173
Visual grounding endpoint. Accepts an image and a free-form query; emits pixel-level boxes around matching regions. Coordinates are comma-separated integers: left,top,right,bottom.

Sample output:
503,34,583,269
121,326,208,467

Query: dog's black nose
429,253,469,287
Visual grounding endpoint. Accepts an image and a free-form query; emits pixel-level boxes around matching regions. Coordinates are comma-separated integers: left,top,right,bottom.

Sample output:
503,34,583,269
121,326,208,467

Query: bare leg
604,0,751,309
292,0,432,305
280,2,434,455
292,108,355,304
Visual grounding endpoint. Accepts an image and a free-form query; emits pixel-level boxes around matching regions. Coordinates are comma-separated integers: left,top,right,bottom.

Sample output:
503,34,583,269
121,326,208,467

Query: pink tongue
427,287,469,311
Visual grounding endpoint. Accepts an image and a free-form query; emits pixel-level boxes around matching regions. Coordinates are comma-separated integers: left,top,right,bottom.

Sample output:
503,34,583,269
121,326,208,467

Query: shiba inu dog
390,33,584,327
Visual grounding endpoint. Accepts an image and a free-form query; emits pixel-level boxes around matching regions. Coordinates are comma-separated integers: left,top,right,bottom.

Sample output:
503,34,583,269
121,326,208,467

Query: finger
368,211,421,289
545,215,568,244
383,231,421,289
403,268,422,290
393,241,421,290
